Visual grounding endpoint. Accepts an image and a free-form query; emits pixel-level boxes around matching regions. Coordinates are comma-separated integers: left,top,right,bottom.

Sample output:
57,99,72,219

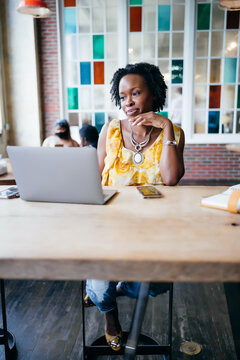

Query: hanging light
219,0,240,10
17,0,52,18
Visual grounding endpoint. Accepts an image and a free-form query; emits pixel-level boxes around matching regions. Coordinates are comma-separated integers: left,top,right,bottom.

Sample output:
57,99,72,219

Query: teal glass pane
208,111,220,133
64,8,76,34
158,111,168,118
172,60,183,84
130,0,142,4
197,4,211,30
158,5,170,31
238,85,240,108
224,58,237,83
93,35,104,59
95,112,105,133
80,62,91,85
68,88,78,109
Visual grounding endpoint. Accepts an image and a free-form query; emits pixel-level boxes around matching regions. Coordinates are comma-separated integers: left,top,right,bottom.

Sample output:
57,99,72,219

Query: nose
125,95,134,107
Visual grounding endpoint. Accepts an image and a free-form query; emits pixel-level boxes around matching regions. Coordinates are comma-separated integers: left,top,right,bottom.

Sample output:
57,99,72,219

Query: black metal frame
0,280,17,360
81,281,173,360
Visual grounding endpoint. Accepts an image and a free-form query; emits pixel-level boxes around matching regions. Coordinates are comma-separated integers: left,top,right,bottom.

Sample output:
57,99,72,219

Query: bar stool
0,280,18,360
81,281,173,360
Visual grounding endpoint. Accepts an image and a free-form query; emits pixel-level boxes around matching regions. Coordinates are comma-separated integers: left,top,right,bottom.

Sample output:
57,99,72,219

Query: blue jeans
86,280,171,313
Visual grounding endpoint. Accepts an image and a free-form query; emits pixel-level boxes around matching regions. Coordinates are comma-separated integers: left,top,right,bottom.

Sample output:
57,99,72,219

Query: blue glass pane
95,112,105,133
68,88,78,110
224,58,237,83
208,111,220,133
80,62,91,85
158,5,170,31
172,60,183,84
64,8,76,34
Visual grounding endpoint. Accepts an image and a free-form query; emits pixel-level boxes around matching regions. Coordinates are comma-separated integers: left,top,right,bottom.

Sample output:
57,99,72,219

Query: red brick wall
37,0,60,138
37,1,240,181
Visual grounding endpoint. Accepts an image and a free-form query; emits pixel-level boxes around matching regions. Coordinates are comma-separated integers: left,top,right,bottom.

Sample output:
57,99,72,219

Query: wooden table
0,159,16,185
0,186,239,358
226,144,240,153
0,185,239,281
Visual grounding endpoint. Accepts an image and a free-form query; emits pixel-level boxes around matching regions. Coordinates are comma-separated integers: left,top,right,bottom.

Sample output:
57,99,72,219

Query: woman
42,119,79,147
86,63,185,351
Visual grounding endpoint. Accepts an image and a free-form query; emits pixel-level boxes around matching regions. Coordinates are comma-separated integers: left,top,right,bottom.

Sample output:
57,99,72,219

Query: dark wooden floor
0,280,237,360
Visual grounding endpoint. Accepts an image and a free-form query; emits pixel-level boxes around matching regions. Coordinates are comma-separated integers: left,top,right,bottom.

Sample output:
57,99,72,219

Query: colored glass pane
94,62,104,84
95,113,105,133
222,85,235,109
64,8,77,34
130,0,142,4
224,58,237,83
158,111,168,118
196,32,209,57
93,35,104,59
158,5,170,31
208,111,220,133
238,85,240,108
78,7,90,33
236,112,240,133
68,88,78,109
210,59,221,83
227,11,240,29
225,31,238,57
68,113,79,126
197,4,211,30
64,0,76,7
130,6,142,32
171,60,183,84
221,111,233,133
209,86,221,108
194,111,206,134
80,62,91,85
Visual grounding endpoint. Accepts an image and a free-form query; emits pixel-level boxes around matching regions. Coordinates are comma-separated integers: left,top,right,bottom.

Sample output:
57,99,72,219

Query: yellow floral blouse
102,119,181,186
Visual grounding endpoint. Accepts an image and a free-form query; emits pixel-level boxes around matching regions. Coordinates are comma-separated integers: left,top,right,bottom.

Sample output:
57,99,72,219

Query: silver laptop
7,146,117,205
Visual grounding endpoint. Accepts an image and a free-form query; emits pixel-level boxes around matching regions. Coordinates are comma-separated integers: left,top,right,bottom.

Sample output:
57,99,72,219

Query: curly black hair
110,63,167,112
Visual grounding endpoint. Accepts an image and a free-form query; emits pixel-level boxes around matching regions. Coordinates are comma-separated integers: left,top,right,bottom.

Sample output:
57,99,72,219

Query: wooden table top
0,158,16,185
226,144,240,153
0,186,239,282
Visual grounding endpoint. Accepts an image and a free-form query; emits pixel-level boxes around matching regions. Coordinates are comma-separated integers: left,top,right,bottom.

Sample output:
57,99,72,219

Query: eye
120,95,125,101
133,91,140,96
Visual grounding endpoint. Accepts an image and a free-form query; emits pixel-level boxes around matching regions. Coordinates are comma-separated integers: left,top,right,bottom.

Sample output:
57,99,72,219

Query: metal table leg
0,280,17,360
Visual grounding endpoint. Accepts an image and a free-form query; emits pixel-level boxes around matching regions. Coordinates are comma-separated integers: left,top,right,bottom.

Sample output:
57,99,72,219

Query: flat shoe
83,294,96,308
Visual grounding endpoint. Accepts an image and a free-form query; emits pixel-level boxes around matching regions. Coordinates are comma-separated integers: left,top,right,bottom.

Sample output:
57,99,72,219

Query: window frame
57,0,240,144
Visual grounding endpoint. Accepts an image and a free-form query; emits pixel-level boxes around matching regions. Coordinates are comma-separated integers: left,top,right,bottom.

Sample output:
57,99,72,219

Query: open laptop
7,146,117,205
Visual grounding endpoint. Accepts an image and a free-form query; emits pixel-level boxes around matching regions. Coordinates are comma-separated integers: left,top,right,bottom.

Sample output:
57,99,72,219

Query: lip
126,108,139,116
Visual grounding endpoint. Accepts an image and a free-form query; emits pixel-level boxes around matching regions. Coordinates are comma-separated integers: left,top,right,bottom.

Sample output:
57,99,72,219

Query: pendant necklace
130,125,153,165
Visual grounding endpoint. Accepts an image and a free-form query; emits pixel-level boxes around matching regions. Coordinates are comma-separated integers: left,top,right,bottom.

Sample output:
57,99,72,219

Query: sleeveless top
102,119,181,186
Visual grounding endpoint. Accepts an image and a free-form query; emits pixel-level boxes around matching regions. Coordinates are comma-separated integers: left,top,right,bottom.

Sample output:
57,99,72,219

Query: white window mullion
118,0,128,68
182,0,195,141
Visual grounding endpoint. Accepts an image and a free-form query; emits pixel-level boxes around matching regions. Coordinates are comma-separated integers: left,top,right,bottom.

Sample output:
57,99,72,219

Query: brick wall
37,0,60,139
37,1,240,181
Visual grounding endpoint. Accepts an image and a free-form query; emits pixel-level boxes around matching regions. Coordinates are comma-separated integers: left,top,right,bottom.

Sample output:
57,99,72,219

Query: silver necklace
130,125,153,165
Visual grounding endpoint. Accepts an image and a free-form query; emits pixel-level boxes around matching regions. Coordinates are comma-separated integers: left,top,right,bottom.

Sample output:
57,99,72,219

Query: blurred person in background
79,124,99,149
42,119,79,147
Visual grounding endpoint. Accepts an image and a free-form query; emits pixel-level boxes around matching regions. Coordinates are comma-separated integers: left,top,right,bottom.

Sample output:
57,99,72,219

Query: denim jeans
86,280,171,313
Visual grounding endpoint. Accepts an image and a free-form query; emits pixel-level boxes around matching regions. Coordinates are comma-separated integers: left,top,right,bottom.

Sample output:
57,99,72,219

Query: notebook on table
7,146,117,205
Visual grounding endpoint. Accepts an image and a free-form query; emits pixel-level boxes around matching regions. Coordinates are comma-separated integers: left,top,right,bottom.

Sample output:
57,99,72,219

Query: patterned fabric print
102,119,181,186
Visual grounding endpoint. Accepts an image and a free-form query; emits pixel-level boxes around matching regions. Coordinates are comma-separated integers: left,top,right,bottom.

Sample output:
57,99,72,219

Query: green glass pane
197,4,211,30
158,111,168,118
68,88,78,109
93,35,104,59
224,58,237,83
172,60,183,84
130,0,142,4
237,85,240,108
158,5,170,31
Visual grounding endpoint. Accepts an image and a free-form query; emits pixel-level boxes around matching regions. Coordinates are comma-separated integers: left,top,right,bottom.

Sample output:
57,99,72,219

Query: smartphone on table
137,186,163,199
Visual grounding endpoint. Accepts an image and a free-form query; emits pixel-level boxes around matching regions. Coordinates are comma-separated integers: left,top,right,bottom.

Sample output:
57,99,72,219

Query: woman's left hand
129,112,172,130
